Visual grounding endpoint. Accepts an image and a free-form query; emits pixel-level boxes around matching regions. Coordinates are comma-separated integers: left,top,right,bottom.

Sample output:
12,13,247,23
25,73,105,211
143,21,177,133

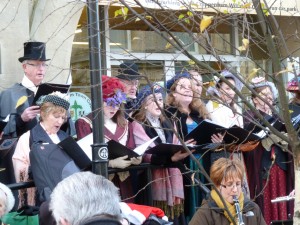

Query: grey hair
50,172,121,225
0,182,15,217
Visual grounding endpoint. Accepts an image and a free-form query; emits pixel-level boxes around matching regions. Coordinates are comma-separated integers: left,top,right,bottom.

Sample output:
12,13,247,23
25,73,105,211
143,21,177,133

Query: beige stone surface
0,0,84,91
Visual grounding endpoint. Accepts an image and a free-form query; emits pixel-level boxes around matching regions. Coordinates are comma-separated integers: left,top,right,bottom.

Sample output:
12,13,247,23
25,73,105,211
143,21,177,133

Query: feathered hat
102,75,127,107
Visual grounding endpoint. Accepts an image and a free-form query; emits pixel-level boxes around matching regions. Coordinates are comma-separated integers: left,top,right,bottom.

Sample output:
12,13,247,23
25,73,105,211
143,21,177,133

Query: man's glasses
26,63,49,68
122,80,139,87
220,182,242,190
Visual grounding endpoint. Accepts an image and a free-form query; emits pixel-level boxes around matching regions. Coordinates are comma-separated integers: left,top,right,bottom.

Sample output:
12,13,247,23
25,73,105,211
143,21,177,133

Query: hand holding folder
77,134,157,160
185,119,260,145
33,83,70,105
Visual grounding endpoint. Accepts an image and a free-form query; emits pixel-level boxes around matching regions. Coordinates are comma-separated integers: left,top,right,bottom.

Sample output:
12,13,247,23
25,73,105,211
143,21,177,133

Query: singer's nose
232,185,238,192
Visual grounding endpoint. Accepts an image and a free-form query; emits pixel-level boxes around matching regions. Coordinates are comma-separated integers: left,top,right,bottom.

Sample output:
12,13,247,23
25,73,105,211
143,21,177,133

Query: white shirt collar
21,74,39,94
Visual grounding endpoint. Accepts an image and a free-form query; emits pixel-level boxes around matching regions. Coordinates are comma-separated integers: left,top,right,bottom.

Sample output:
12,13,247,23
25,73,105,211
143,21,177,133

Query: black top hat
116,62,141,80
18,41,50,63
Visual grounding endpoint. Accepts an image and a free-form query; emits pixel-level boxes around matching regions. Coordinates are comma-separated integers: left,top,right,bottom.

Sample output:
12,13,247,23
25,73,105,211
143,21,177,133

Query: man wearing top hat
0,41,50,138
0,41,49,193
116,62,141,118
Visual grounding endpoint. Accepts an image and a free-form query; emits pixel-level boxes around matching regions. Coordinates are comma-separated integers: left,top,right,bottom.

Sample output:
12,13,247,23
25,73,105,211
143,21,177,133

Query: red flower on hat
102,75,125,100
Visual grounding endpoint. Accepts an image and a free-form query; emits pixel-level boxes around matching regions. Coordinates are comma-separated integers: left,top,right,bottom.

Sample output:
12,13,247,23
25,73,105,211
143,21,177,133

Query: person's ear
60,218,71,225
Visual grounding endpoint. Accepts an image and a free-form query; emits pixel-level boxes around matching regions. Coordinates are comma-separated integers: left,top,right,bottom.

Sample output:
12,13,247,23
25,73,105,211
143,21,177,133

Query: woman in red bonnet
75,75,142,202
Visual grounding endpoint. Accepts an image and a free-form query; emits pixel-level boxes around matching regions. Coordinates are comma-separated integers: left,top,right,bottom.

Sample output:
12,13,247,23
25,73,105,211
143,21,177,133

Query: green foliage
114,7,129,20
178,14,185,20
187,11,193,17
261,3,270,16
178,11,193,25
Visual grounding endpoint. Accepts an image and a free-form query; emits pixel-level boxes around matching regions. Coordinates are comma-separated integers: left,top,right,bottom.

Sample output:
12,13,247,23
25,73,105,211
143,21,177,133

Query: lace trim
146,113,166,143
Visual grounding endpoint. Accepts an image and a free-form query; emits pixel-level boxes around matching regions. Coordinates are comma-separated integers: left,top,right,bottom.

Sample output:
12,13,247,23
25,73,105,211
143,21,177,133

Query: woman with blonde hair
132,83,192,224
13,91,73,207
189,158,266,225
166,72,210,126
165,72,222,222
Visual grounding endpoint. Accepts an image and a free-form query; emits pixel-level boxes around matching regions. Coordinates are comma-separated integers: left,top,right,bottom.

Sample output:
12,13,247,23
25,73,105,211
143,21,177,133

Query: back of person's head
210,158,244,187
50,171,121,225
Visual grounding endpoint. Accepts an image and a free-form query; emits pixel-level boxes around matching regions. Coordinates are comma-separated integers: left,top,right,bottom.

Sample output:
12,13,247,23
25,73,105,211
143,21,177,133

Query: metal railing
6,163,167,205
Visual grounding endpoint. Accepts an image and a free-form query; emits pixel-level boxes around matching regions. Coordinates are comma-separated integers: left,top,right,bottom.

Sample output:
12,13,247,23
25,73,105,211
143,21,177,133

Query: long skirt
263,164,287,225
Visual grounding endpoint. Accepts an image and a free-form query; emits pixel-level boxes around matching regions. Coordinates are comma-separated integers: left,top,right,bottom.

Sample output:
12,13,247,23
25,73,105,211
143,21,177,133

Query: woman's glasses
220,182,242,190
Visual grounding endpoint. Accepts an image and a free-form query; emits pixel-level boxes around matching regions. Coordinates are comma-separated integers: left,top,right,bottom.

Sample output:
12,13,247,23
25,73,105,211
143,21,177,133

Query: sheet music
77,134,158,160
255,129,268,138
3,114,10,122
133,136,158,155
77,133,93,160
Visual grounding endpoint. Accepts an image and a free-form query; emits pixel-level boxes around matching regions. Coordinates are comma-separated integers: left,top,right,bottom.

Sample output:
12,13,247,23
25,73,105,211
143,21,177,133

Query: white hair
50,172,121,225
0,182,15,217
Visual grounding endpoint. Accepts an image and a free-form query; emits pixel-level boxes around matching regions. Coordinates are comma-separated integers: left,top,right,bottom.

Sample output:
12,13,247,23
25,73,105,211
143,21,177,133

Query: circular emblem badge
69,92,92,121
98,147,108,160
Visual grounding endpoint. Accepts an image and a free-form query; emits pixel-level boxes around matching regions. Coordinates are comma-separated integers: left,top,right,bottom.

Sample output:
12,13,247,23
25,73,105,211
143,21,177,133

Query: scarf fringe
153,200,184,219
18,170,36,208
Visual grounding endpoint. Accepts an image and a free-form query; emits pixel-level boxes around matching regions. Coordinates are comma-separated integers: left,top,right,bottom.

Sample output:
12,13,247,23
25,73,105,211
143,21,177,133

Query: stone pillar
0,0,85,91
30,0,85,84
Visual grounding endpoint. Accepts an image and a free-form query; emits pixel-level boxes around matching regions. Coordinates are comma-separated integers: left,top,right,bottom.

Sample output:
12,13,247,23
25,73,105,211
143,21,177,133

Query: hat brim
18,57,51,63
116,74,141,81
287,86,299,92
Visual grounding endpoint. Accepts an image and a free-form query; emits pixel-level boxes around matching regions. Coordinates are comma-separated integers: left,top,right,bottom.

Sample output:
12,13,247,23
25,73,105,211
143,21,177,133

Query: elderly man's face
23,60,48,86
120,79,139,99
